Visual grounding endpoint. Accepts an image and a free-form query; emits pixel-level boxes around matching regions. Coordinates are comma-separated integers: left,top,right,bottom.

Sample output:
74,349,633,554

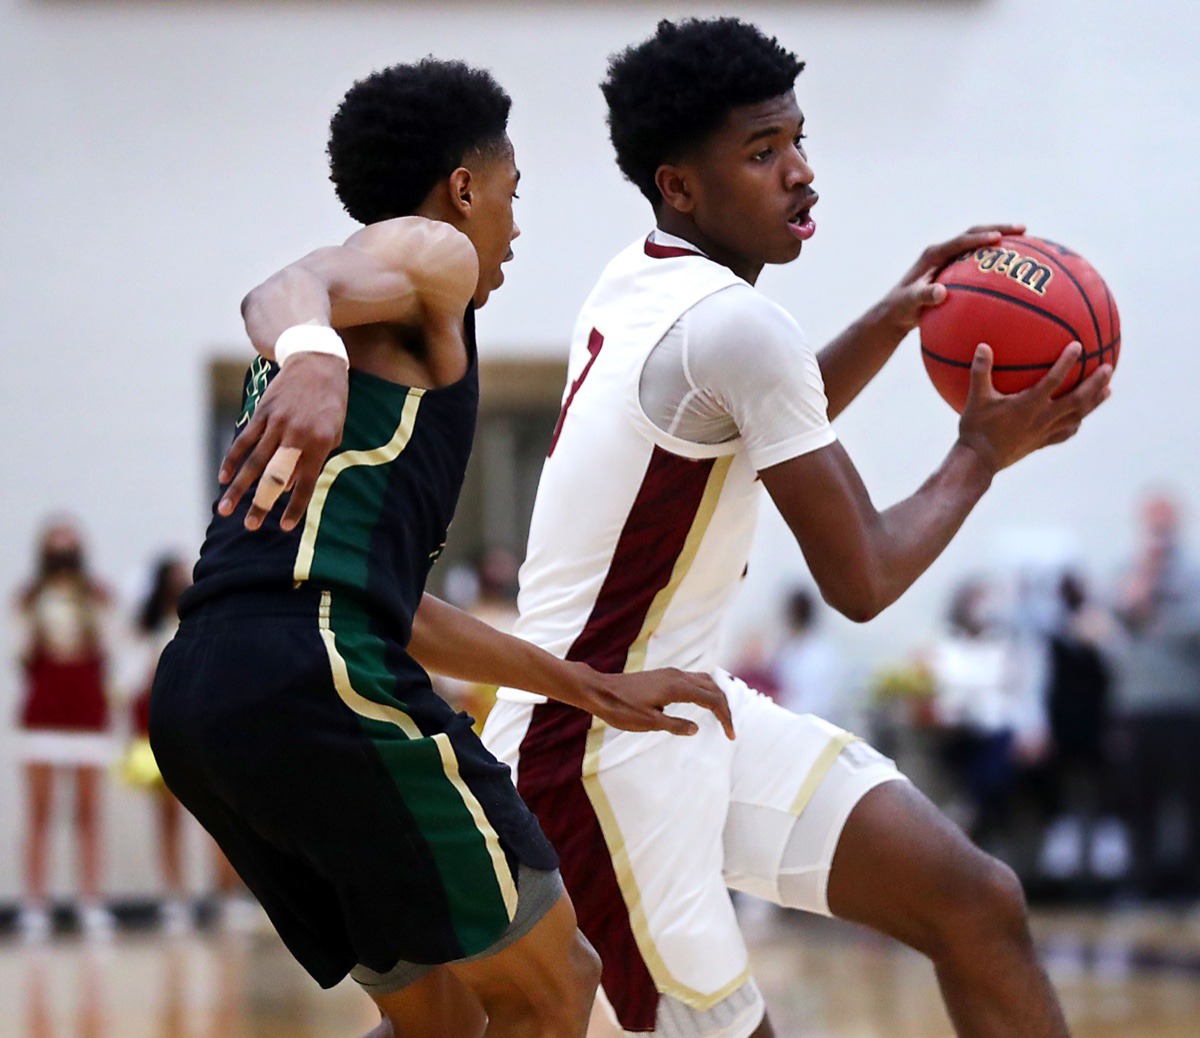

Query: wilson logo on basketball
972,247,1053,296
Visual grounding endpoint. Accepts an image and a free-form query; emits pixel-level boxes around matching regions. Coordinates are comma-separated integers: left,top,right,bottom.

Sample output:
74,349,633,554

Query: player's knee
526,932,600,1035
538,932,600,1034
568,930,602,1003
928,850,1031,962
484,993,576,1038
477,934,598,1037
965,855,1029,941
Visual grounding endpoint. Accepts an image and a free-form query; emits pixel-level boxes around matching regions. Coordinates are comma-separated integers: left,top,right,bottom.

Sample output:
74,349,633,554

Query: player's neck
654,212,763,285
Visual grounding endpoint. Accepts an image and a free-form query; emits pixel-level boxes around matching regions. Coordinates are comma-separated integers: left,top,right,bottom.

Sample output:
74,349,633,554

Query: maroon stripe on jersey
644,235,704,260
548,328,604,458
567,447,715,673
517,702,659,1032
516,448,715,1031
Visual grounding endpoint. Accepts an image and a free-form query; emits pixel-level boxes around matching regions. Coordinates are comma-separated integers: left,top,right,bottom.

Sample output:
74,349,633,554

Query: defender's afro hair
602,18,804,206
328,58,511,225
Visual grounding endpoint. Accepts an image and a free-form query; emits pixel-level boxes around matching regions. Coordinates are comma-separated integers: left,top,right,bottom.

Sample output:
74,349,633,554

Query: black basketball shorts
148,588,558,988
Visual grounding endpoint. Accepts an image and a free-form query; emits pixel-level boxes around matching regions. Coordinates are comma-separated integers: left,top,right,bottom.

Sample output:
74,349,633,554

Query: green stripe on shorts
323,592,517,955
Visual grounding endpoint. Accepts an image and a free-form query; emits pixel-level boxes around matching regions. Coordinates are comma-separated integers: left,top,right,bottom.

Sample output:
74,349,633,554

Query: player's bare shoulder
347,216,479,317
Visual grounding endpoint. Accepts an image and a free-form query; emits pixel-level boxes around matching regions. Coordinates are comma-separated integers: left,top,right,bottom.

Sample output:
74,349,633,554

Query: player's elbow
239,285,260,324
817,571,887,624
244,265,314,312
239,271,292,328
241,267,324,349
827,595,882,625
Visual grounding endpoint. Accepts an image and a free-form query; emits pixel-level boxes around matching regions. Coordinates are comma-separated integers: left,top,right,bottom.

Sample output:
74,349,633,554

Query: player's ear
655,164,695,215
447,167,473,217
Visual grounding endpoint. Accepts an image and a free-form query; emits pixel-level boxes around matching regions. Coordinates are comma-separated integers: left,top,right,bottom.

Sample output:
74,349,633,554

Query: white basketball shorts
483,670,906,1038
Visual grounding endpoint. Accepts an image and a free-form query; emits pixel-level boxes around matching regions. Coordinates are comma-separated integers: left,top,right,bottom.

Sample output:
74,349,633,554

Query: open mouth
787,196,818,241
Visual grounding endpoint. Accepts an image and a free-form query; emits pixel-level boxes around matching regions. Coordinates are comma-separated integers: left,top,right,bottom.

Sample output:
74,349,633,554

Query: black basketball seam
937,282,1086,344
1100,279,1119,367
1102,333,1121,369
1022,237,1102,346
920,345,1103,371
1021,238,1099,389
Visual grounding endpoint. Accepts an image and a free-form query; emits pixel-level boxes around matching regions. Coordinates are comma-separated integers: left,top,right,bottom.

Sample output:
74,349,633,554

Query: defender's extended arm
408,593,735,739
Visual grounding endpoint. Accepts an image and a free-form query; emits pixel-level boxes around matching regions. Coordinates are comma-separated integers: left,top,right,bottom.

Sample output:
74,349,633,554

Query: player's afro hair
328,58,511,224
602,18,804,206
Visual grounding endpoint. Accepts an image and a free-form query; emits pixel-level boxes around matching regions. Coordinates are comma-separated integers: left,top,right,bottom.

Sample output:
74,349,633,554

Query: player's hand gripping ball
919,235,1119,413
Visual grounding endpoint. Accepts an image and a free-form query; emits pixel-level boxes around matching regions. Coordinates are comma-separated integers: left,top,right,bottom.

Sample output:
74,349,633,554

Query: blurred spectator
927,579,1038,851
1113,492,1200,899
1036,572,1126,884
773,588,844,724
14,519,114,940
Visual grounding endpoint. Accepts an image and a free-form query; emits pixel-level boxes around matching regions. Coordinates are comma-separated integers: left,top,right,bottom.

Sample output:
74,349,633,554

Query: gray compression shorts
351,865,564,996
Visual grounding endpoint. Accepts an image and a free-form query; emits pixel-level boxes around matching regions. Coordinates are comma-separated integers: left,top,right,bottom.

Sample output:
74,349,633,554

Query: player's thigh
825,777,1032,969
722,685,904,914
826,778,1017,953
370,965,487,1038
449,890,598,1024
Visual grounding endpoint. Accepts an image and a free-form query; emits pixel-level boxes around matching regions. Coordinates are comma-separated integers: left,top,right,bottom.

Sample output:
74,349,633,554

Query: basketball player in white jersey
477,19,1109,1038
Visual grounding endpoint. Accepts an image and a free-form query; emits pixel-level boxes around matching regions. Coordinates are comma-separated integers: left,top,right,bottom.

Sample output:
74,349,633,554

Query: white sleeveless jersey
483,235,869,1027
502,235,801,701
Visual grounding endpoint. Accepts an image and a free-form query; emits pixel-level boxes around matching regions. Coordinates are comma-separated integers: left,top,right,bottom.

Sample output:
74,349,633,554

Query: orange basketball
919,235,1120,413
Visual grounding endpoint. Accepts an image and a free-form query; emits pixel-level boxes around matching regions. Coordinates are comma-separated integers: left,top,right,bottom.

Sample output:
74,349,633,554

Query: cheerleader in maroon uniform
16,520,114,940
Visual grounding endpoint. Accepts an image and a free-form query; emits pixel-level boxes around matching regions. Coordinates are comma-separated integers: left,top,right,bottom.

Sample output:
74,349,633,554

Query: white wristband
273,324,349,367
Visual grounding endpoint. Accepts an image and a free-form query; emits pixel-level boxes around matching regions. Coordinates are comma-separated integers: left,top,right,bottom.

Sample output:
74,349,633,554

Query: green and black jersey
157,307,559,987
182,308,479,644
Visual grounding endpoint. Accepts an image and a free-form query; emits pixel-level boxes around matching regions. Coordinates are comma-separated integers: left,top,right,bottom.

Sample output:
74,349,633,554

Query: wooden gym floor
1,903,1198,1037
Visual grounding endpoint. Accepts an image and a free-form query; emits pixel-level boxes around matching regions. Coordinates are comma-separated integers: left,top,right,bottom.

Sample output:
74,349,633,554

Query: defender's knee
540,932,601,1035
485,932,599,1037
569,930,602,1006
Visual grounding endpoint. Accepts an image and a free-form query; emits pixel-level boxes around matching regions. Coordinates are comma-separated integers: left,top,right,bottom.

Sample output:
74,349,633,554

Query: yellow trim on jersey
624,455,733,673
581,717,752,1011
789,729,860,816
317,591,423,740
293,388,425,583
432,733,520,923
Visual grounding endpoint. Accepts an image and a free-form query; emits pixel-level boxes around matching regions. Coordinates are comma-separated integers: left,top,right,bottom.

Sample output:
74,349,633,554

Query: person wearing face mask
15,519,115,941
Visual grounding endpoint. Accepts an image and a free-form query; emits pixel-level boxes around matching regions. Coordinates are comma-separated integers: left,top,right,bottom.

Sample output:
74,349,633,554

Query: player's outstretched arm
407,594,735,739
762,342,1112,622
219,217,478,531
818,224,1025,421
